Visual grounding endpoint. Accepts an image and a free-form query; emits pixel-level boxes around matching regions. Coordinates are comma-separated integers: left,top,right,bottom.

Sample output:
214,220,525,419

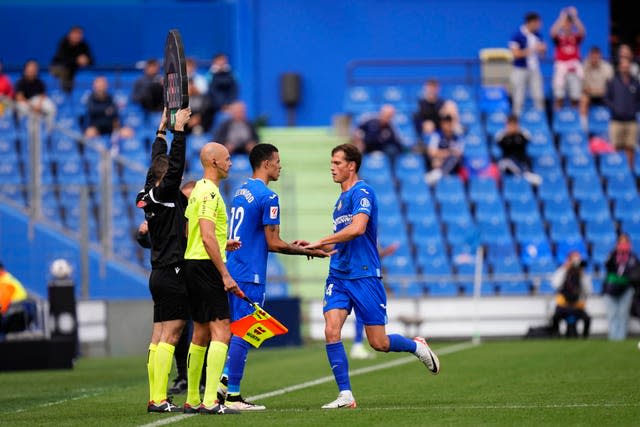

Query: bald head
200,142,232,179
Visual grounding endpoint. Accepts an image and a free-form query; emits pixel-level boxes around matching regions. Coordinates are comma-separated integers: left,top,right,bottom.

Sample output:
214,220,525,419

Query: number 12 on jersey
229,206,245,241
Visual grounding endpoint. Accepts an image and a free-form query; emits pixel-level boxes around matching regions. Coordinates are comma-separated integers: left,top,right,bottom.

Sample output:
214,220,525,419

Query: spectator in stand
185,58,211,135
83,76,133,139
550,251,592,338
603,234,639,341
0,60,13,99
206,53,239,129
424,115,464,185
213,100,259,155
352,104,403,157
616,43,640,80
550,6,586,110
579,46,614,131
605,56,640,170
0,60,14,116
49,26,93,93
509,12,547,116
412,79,461,143
495,114,542,185
131,59,164,113
14,60,56,130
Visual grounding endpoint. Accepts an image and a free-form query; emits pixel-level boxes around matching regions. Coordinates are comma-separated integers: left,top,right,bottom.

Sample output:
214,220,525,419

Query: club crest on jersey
270,206,279,219
360,198,371,208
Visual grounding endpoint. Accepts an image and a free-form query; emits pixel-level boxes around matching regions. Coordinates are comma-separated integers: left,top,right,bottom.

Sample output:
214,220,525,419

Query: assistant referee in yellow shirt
182,142,243,415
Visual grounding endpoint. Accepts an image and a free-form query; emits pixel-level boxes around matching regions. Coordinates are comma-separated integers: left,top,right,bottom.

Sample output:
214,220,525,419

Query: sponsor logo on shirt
360,198,371,208
270,206,279,219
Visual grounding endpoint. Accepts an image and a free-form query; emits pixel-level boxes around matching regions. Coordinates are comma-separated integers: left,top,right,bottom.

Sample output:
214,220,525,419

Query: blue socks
326,341,351,392
225,335,251,395
387,334,417,353
354,318,365,344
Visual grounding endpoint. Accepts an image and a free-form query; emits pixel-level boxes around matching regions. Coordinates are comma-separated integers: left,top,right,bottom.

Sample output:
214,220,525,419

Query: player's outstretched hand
306,248,336,260
226,239,242,251
291,240,310,247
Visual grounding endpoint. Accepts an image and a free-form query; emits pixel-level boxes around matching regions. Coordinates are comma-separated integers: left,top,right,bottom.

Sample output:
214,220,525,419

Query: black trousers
552,306,591,338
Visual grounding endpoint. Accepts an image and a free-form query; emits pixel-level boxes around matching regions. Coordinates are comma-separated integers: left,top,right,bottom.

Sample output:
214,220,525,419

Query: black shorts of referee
149,262,190,322
184,259,231,323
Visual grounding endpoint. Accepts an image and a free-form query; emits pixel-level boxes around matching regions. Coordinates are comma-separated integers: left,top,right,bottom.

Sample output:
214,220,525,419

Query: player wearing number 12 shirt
220,143,329,411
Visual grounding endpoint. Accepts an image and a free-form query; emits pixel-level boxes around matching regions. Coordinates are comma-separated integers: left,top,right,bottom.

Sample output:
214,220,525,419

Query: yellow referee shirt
184,179,228,261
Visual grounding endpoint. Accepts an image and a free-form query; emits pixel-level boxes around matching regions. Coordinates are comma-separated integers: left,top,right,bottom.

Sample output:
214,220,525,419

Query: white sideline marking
137,341,477,427
9,388,109,414
265,402,640,412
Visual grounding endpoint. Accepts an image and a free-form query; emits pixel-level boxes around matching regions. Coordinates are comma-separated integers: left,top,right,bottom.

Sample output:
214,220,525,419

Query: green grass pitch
2,339,639,426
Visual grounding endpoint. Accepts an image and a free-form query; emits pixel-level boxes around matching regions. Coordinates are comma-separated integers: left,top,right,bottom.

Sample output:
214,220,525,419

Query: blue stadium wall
0,204,149,299
0,0,609,125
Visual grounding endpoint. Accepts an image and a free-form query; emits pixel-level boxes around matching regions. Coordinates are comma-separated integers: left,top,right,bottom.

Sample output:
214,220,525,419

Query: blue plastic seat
579,198,611,223
502,176,534,202
559,130,588,156
555,238,588,264
0,154,22,184
520,108,548,133
549,218,581,242
552,107,582,135
468,177,499,203
584,217,616,243
614,197,640,222
606,174,637,202
565,152,597,179
475,198,507,224
445,219,478,246
533,153,563,177
379,85,408,106
486,110,509,136
588,105,610,136
479,85,510,113
406,198,438,225
571,175,603,201
478,220,511,245
599,152,631,178
537,173,568,202
508,198,540,224
543,198,575,223
439,199,472,224
344,85,377,113
434,176,465,203
520,238,553,268
526,129,555,158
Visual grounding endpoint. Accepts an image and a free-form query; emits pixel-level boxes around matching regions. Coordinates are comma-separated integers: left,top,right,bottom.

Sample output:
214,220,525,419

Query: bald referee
182,142,242,415
137,107,191,413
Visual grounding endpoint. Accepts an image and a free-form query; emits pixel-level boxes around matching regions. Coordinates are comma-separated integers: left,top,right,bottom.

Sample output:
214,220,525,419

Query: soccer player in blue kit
304,143,440,409
220,143,330,410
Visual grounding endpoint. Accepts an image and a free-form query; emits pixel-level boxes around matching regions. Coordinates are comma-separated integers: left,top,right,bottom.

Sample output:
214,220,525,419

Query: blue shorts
229,282,266,322
323,275,388,326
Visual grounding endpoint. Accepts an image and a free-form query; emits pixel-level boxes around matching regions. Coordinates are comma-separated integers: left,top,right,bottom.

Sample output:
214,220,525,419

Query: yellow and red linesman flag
230,301,289,348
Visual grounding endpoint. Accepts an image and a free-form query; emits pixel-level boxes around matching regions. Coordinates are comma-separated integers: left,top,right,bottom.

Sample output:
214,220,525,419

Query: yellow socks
153,342,175,403
202,341,229,407
186,343,207,407
147,343,157,402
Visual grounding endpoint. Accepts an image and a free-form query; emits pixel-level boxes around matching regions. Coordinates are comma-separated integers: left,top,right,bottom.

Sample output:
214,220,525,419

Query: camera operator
550,251,592,338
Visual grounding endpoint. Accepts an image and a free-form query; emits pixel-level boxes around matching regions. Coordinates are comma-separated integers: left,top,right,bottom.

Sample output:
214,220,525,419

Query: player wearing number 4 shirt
219,143,330,411
303,143,440,410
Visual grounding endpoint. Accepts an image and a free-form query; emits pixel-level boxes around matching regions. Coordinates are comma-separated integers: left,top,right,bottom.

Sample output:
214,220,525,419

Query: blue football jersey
227,178,280,284
329,180,381,279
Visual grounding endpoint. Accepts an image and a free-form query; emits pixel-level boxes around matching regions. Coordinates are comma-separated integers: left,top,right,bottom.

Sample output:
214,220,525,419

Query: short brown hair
331,143,362,172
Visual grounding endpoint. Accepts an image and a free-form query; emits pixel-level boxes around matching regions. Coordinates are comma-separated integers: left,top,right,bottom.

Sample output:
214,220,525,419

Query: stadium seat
395,152,426,175
533,153,563,178
606,174,637,201
414,238,445,259
508,198,541,224
474,198,507,224
621,218,640,242
578,198,611,223
434,176,465,203
552,107,582,135
549,218,581,242
406,198,438,225
571,174,603,201
565,152,597,179
584,217,616,243
587,105,610,136
380,85,408,106
520,108,548,133
479,85,510,113
591,236,616,268
599,152,631,178
485,240,516,264
613,197,640,222
520,238,553,268
478,220,511,245
542,198,574,223
526,130,555,158
486,110,508,136
445,219,478,246
439,199,472,224
468,176,499,203
502,176,534,202
537,173,568,202
344,85,377,113
383,254,417,276
555,238,588,264
0,154,22,184
559,130,588,157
